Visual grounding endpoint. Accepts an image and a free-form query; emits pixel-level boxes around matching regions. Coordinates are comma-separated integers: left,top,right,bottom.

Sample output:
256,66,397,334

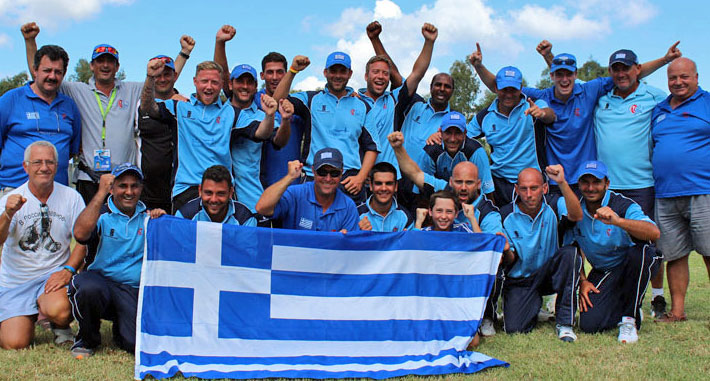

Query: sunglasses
150,56,173,64
94,46,118,55
40,203,50,234
552,57,576,66
315,168,342,178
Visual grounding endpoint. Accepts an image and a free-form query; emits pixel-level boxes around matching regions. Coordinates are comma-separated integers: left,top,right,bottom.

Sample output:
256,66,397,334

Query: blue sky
0,0,706,99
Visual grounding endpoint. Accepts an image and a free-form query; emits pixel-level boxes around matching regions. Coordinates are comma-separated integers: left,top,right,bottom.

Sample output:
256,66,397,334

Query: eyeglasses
552,57,576,67
94,46,118,55
27,159,57,167
150,56,173,64
40,203,50,235
315,168,342,178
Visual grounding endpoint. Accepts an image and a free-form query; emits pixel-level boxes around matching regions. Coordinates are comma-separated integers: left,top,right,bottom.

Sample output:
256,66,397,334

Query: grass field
1,255,709,380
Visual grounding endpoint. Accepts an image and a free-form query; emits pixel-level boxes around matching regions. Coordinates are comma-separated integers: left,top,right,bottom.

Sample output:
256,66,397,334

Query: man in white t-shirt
0,141,86,349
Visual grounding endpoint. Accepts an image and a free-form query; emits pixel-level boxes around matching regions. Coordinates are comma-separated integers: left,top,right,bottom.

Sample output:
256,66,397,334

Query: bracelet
62,265,77,275
289,67,299,74
179,51,190,59
2,211,11,223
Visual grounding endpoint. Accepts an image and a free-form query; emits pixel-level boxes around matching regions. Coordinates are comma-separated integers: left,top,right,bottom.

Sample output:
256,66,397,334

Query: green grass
1,256,709,380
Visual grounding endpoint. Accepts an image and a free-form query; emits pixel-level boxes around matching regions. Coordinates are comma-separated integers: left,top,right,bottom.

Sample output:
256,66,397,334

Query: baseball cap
112,162,144,180
440,111,466,132
496,66,523,90
551,53,577,73
575,160,608,181
313,148,344,171
325,52,351,69
230,64,258,81
92,44,119,62
149,55,175,71
609,49,638,67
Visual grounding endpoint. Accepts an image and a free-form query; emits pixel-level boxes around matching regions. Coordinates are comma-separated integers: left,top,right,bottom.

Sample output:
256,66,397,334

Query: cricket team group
0,19,708,360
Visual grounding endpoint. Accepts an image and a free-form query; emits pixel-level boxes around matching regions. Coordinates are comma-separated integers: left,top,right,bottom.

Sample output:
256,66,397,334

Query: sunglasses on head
150,56,173,64
94,46,118,55
315,167,342,178
552,57,575,66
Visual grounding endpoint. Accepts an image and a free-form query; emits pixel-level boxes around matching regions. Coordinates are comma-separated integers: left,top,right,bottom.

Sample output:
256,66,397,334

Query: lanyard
94,88,117,148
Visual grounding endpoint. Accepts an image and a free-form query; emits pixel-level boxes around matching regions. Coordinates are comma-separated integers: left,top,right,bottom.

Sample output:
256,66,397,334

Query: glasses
27,159,57,167
150,56,173,64
40,203,50,235
315,168,342,178
552,57,576,67
94,46,118,55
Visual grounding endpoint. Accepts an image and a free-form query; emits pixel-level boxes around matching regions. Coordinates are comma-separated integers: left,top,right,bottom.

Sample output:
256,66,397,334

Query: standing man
0,45,80,195
175,165,256,226
651,57,710,322
357,162,413,232
593,49,669,318
70,164,166,358
0,141,86,349
256,148,359,232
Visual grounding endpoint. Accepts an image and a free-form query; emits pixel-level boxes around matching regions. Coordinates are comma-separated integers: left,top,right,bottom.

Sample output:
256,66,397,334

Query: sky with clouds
0,0,706,98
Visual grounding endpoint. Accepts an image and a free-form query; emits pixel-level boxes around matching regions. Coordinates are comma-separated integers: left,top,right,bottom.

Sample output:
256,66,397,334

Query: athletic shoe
71,341,94,359
479,318,496,337
556,324,577,342
650,295,667,319
52,327,74,345
617,317,638,344
537,307,555,322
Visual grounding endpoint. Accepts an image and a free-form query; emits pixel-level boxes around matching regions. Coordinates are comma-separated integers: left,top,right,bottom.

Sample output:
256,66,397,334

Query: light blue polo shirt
400,97,450,166
651,87,710,198
420,138,494,195
594,83,666,189
502,196,567,278
454,193,503,234
85,197,148,288
561,190,653,270
421,223,473,233
290,87,378,176
467,96,547,182
271,182,359,231
523,77,614,184
0,83,81,187
357,197,413,232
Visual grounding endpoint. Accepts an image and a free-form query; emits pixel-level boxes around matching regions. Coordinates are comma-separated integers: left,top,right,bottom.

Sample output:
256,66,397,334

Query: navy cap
575,160,608,181
111,162,144,180
149,55,175,71
496,66,523,90
313,148,344,171
92,44,119,61
230,64,258,81
551,53,577,73
609,49,638,67
440,111,466,132
325,52,351,69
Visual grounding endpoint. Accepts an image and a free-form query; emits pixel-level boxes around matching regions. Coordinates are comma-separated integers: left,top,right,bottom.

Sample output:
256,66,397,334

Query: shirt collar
198,199,236,223
365,195,398,217
307,183,348,214
107,196,147,219
189,93,224,107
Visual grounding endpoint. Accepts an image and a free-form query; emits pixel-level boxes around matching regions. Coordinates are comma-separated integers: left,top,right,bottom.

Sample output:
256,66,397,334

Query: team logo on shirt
574,108,581,117
138,228,144,236
299,217,313,229
26,112,40,120
630,104,638,114
118,100,123,108
606,228,611,237
682,112,690,118
351,109,355,115
216,117,221,124
62,113,67,119
655,114,666,124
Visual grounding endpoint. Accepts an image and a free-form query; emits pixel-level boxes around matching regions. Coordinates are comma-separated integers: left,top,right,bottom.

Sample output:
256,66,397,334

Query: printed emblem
606,228,611,237
26,112,40,120
630,104,638,114
682,112,690,118
299,217,314,230
574,108,581,117
138,228,144,236
351,109,355,116
216,117,221,124
655,114,666,123
118,100,123,108
62,113,67,119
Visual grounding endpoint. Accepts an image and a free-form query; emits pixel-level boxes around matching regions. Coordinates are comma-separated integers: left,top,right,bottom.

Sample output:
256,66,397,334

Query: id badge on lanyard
93,149,111,171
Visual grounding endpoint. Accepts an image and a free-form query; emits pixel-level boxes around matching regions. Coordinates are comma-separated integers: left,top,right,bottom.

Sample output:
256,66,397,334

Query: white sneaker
52,327,74,345
618,317,638,344
537,307,555,322
556,324,577,342
479,318,496,336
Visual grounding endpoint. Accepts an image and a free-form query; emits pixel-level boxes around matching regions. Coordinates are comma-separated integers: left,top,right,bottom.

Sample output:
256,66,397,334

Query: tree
69,58,126,83
536,57,607,89
0,72,29,96
448,58,481,121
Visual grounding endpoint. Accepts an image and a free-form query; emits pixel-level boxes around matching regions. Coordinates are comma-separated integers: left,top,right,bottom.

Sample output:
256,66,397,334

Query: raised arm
536,40,554,68
256,160,303,216
639,41,682,78
272,99,293,148
20,22,40,79
524,98,556,124
74,174,113,241
214,25,236,96
0,195,26,245
174,35,195,80
545,165,583,221
366,21,403,89
140,59,165,118
469,43,496,92
272,55,310,102
388,131,425,189
254,94,277,140
594,207,661,241
404,23,438,97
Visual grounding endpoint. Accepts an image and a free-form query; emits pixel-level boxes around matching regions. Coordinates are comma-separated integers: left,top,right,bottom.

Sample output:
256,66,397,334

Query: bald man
651,57,710,322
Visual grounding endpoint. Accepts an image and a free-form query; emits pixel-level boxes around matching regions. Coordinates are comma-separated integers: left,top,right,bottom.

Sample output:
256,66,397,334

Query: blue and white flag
135,217,508,379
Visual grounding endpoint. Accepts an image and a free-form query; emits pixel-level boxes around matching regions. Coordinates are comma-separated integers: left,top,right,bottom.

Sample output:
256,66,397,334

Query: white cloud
0,0,134,28
293,75,326,91
373,0,402,19
510,5,609,40
0,33,11,48
622,2,658,26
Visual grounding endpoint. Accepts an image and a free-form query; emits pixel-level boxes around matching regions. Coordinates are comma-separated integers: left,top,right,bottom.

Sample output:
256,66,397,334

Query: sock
652,288,664,298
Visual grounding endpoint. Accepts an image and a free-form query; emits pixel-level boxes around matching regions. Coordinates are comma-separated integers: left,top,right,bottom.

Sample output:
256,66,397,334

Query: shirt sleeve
288,93,311,120
70,100,82,155
271,186,296,219
480,210,504,235
470,148,494,194
466,114,483,139
522,86,546,100
583,77,615,100
359,125,379,153
556,195,568,218
623,202,655,224
342,202,360,232
242,216,257,227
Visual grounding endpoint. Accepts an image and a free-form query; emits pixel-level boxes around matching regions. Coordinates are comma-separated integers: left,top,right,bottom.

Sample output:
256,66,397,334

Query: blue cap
149,55,175,71
313,148,344,171
111,162,144,180
325,52,351,69
230,64,257,81
575,160,608,181
496,66,523,90
440,111,466,132
609,49,638,67
91,44,119,61
551,53,577,73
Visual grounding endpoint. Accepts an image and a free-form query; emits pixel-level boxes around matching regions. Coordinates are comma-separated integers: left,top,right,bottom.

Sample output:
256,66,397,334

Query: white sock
652,288,664,298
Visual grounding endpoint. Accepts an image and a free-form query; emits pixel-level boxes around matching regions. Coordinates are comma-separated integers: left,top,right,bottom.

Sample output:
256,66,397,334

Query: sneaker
537,307,555,322
71,341,94,359
556,324,577,342
618,317,638,344
479,318,496,337
52,327,74,345
650,295,667,318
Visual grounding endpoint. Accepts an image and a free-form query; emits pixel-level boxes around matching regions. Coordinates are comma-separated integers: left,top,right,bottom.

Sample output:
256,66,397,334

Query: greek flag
135,217,508,379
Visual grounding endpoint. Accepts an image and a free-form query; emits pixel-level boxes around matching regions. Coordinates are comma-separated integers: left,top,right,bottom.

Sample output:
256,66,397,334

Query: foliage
0,72,29,96
69,58,126,83
448,58,481,121
536,57,608,89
